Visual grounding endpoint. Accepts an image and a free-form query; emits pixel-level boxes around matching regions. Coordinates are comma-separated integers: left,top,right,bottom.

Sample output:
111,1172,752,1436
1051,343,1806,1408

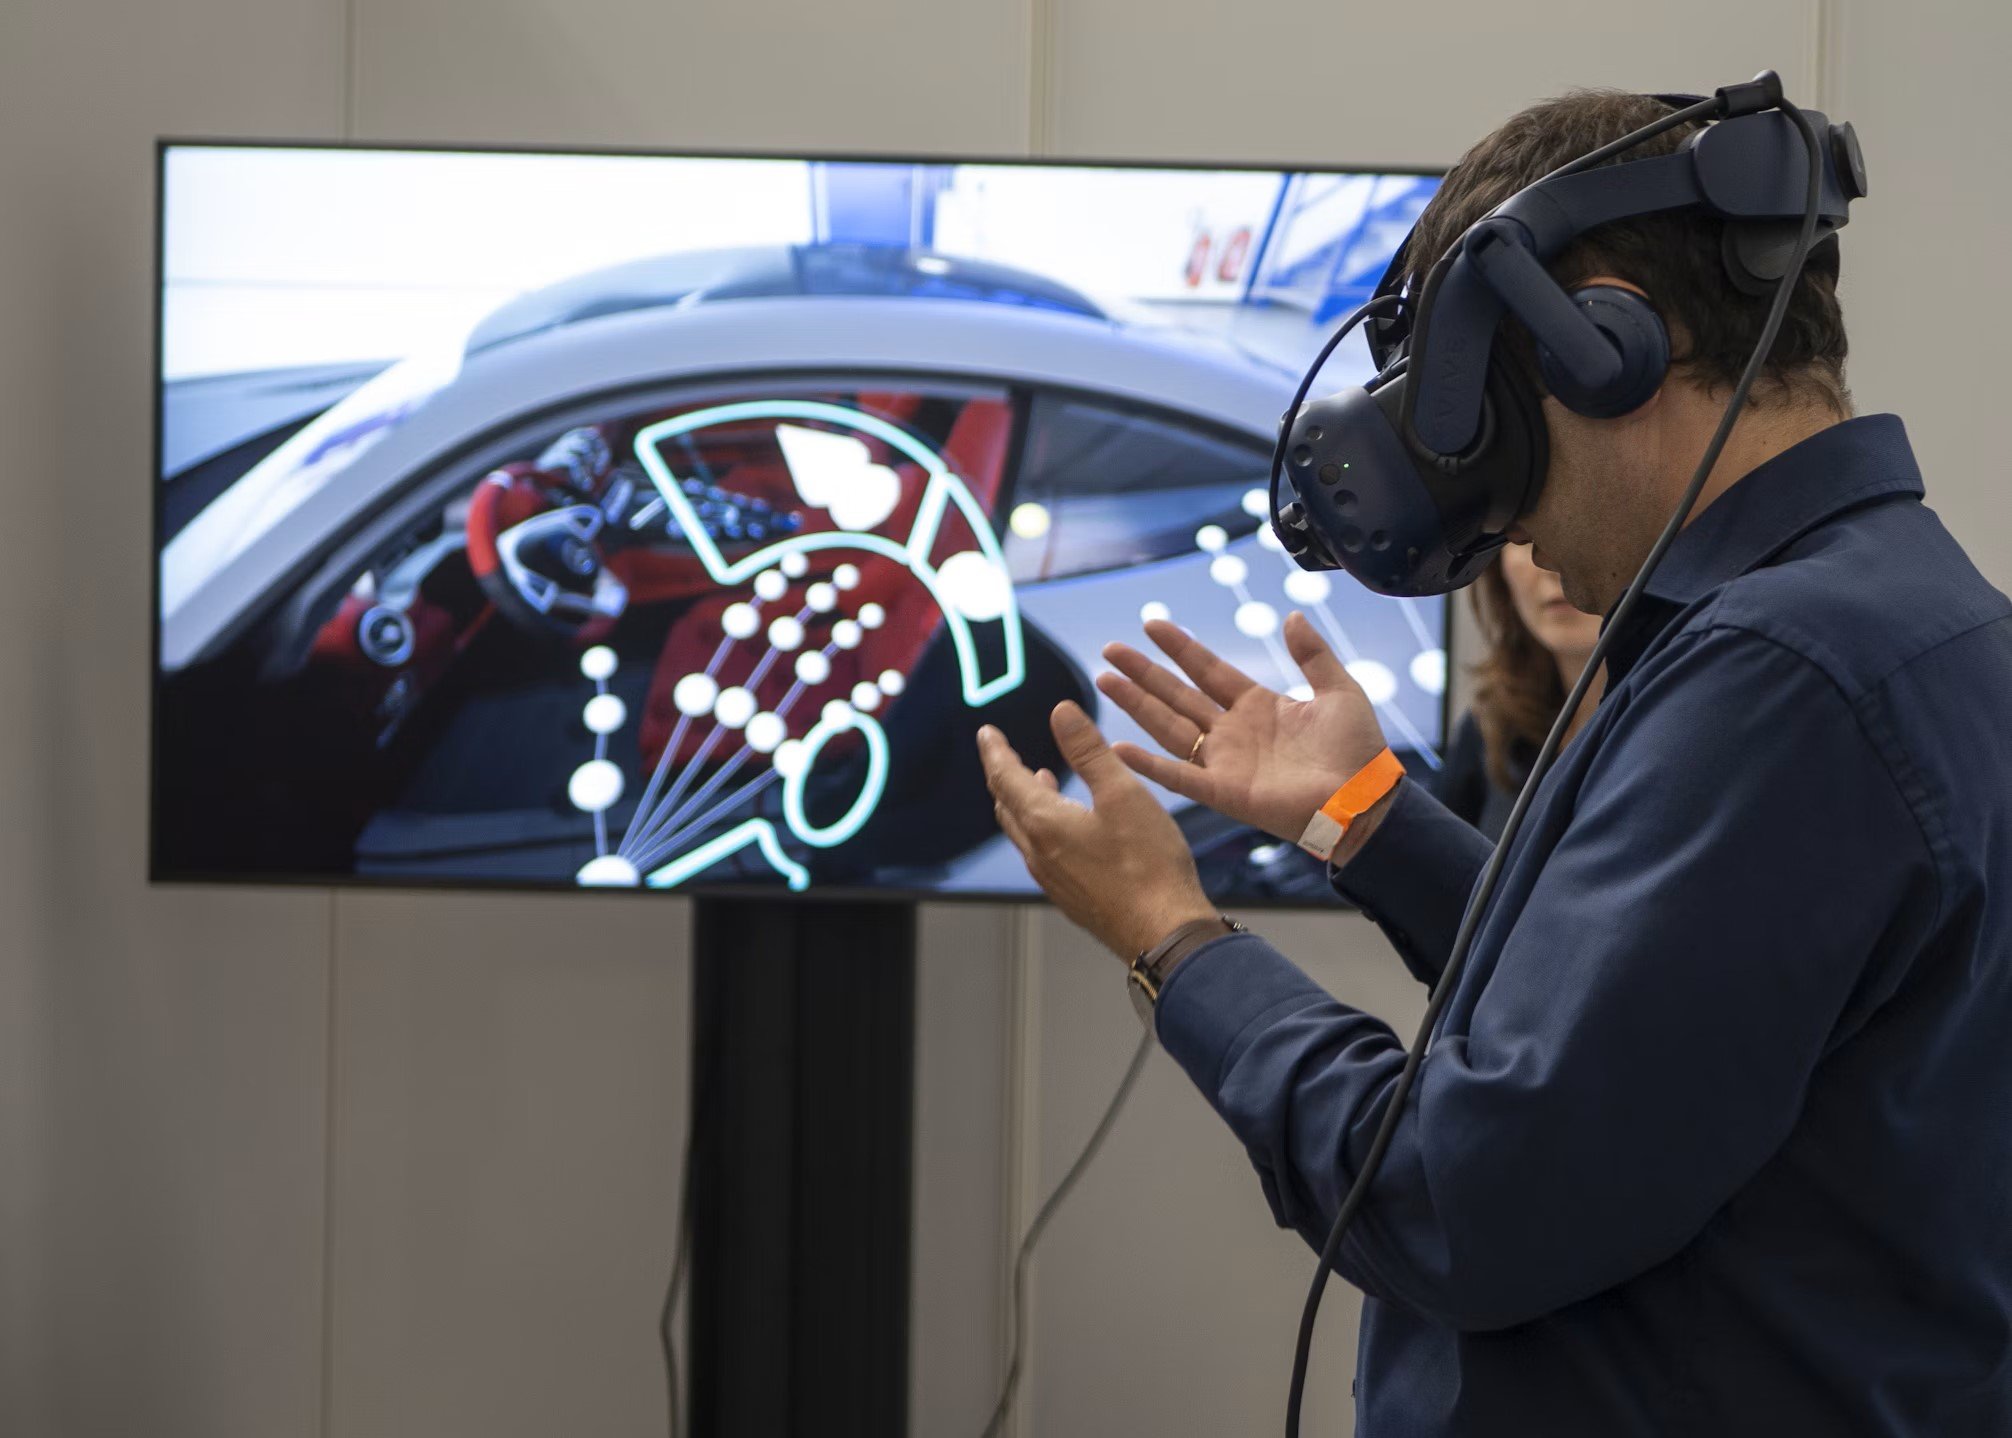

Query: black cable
661,989,722,1438
978,1025,1156,1438
659,1122,695,1438
1281,94,1828,1436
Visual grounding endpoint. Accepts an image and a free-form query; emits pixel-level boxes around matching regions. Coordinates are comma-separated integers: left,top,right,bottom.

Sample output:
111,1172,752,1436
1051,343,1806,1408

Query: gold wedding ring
1188,730,1207,765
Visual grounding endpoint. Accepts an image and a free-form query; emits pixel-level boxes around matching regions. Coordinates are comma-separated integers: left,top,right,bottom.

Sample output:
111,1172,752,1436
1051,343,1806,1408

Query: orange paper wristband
1296,747,1406,861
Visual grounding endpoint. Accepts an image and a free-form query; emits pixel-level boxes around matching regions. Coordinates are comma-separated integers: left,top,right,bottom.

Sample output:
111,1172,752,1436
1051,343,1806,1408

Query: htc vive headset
1269,72,1869,595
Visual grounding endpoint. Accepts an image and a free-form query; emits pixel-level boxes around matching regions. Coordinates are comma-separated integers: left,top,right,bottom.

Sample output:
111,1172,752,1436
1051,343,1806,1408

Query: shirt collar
1639,413,1924,606
1596,414,1923,684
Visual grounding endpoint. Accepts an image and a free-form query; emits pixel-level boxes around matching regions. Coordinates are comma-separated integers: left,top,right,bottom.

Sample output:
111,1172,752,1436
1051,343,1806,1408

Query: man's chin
1559,576,1603,616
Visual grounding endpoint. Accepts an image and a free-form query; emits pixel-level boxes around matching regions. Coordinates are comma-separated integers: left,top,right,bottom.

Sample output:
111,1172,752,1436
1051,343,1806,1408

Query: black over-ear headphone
1266,72,1867,596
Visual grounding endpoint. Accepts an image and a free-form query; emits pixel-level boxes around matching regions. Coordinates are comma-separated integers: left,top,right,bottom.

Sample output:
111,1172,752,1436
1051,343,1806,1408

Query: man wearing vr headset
980,86,2012,1435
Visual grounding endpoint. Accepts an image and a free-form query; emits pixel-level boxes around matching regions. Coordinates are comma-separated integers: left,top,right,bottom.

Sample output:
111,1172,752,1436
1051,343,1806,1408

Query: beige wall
2,1,2006,1435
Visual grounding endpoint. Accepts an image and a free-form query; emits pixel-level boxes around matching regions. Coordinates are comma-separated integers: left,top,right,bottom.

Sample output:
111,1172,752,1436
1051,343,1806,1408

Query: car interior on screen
155,154,1448,899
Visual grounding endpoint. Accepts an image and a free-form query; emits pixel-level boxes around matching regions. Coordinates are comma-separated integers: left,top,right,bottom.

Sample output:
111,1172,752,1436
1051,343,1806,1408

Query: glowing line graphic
1398,597,1437,650
622,643,830,865
644,819,810,891
629,771,783,878
616,629,743,857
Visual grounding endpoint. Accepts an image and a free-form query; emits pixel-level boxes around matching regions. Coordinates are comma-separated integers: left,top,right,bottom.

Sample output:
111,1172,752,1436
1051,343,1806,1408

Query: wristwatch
1128,915,1246,1027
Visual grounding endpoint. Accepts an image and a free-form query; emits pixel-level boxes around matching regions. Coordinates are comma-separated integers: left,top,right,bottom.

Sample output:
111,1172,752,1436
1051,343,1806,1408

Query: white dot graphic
1346,659,1399,706
1210,554,1249,588
1284,570,1332,605
1139,600,1172,625
1410,647,1448,696
577,854,640,887
833,563,861,590
580,646,617,681
673,673,719,717
831,619,862,650
794,651,831,686
722,603,759,640
568,759,624,814
714,686,757,729
858,603,886,630
1241,488,1270,518
821,699,856,730
583,693,627,735
767,616,804,652
1288,683,1315,703
745,712,787,753
1195,524,1228,553
937,551,1010,621
851,682,881,712
780,553,809,579
1235,601,1279,638
1010,503,1051,539
878,669,905,696
754,570,787,602
1256,524,1286,553
773,739,809,780
806,582,838,613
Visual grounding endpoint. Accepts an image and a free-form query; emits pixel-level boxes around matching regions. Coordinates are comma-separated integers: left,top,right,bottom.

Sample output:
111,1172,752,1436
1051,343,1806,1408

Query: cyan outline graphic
644,819,811,891
629,400,1025,891
782,710,890,848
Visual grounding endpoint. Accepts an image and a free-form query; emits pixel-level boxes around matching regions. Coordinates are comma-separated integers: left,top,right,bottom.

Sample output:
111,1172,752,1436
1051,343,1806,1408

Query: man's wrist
1118,897,1220,964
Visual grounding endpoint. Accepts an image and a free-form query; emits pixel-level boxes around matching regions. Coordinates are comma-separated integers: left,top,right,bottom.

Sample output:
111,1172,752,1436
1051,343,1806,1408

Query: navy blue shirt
1156,416,2012,1436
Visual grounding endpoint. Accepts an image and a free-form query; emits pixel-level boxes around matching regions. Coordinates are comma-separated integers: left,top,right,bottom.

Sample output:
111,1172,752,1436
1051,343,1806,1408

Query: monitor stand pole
684,896,916,1437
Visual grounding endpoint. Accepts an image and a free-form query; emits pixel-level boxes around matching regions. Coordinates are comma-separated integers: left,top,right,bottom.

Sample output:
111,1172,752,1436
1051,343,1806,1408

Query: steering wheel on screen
465,460,631,637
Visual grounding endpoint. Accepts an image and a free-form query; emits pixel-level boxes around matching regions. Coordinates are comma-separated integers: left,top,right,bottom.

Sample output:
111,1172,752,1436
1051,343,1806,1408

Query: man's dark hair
1405,89,1851,415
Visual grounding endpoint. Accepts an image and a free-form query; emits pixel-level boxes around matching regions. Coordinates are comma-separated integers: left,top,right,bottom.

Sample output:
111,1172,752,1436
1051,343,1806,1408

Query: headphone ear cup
1536,285,1670,419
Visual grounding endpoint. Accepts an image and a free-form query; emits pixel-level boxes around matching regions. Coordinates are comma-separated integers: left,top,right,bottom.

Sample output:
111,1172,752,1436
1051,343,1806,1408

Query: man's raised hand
1095,611,1388,843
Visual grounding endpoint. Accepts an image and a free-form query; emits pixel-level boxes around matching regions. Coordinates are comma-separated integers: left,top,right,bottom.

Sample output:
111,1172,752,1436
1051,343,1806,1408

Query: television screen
154,143,1444,902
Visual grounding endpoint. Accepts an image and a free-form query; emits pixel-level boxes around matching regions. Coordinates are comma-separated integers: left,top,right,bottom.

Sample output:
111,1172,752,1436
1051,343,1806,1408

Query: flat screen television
153,142,1445,903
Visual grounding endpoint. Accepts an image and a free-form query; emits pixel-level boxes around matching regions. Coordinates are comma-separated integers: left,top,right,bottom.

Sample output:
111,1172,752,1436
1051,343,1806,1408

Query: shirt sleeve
1429,711,1492,828
1330,776,1495,987
1154,625,1937,1332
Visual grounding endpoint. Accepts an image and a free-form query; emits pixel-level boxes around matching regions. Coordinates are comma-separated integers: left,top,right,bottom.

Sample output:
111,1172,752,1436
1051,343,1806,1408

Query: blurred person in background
1435,545,1604,839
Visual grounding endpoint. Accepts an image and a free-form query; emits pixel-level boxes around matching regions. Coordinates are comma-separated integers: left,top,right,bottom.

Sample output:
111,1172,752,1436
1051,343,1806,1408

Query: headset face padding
1536,284,1671,419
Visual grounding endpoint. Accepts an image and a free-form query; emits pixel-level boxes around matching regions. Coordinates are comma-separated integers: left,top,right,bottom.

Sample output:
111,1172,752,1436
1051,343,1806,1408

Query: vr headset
1268,72,1869,596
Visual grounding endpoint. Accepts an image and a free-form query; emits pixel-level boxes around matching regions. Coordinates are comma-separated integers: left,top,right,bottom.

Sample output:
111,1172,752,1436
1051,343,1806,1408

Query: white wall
2,1,2007,1436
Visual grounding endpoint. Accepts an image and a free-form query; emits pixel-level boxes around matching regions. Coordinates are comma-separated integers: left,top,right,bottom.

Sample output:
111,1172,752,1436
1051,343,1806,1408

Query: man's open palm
1096,611,1389,843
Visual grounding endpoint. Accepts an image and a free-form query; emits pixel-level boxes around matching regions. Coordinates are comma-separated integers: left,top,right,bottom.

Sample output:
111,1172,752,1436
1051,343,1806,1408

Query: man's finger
1035,768,1059,792
1049,702,1136,803
1142,618,1259,708
1112,740,1215,806
1102,642,1219,728
1283,609,1353,694
994,795,1037,858
977,725,1055,815
1095,670,1203,759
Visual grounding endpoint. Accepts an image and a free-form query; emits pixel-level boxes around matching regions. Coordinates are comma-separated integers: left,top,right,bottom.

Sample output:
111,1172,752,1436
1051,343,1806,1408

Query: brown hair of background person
1403,88,1853,418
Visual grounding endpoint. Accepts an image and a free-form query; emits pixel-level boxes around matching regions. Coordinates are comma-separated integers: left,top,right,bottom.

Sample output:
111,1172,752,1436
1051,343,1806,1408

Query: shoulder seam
1688,620,1949,932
